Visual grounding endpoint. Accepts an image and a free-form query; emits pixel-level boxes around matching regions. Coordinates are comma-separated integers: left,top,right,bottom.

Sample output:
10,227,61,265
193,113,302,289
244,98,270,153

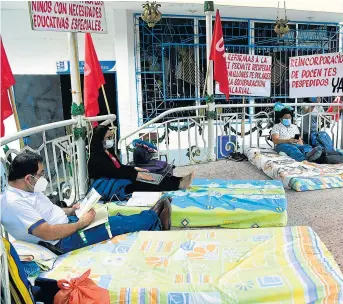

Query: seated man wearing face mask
271,108,323,162
1,152,172,253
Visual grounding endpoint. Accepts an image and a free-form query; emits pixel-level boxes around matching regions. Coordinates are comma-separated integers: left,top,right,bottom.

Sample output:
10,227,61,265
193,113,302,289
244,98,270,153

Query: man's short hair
8,152,43,181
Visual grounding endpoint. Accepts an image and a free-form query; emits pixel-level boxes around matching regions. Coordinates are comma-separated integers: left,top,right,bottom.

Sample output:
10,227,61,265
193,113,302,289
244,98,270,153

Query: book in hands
82,205,109,231
75,188,102,219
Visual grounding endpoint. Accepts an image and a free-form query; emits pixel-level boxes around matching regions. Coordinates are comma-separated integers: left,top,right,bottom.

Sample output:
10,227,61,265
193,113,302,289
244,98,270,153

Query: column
113,9,139,137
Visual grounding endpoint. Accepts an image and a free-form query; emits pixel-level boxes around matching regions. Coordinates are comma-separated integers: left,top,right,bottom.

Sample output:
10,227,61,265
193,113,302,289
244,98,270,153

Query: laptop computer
136,160,175,185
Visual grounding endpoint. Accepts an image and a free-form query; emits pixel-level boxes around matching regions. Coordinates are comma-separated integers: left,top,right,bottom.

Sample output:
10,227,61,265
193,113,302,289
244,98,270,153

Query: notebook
125,192,162,207
82,205,109,231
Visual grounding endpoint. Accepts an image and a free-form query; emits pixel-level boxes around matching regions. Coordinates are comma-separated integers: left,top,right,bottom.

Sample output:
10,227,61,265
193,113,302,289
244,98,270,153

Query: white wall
113,9,139,134
111,0,343,14
1,4,138,141
1,7,116,74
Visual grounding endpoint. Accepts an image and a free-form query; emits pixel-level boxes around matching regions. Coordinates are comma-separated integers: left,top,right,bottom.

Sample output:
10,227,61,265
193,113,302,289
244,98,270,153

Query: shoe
306,146,323,162
159,205,172,230
150,196,169,215
150,197,172,230
229,152,247,162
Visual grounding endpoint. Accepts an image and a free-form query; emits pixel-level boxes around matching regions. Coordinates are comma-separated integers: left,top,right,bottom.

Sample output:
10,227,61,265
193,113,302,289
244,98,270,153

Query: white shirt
0,185,68,245
271,123,300,140
303,105,325,114
302,106,325,132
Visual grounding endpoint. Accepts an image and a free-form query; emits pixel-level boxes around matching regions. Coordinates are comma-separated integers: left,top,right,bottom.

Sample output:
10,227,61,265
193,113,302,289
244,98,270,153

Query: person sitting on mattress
1,152,172,253
88,123,194,193
271,108,323,162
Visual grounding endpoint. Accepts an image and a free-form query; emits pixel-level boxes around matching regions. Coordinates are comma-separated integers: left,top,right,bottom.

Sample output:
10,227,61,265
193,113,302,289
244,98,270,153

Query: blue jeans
56,210,161,253
275,143,312,162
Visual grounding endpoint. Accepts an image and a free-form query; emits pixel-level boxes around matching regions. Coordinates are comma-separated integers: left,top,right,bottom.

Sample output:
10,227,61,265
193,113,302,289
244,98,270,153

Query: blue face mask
282,119,291,126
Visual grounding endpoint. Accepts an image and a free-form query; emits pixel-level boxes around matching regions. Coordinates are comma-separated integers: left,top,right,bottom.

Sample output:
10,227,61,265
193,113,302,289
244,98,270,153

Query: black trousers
125,176,181,193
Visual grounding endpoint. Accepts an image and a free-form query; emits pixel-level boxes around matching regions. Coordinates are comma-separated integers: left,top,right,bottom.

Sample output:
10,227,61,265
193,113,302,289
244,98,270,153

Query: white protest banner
216,53,272,97
289,52,343,98
28,1,107,33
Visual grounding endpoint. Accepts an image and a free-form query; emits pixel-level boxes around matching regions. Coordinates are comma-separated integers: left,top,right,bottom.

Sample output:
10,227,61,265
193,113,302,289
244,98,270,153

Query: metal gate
134,15,342,124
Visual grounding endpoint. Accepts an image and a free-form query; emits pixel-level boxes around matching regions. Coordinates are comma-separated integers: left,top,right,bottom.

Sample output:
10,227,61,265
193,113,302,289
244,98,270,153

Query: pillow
12,241,57,270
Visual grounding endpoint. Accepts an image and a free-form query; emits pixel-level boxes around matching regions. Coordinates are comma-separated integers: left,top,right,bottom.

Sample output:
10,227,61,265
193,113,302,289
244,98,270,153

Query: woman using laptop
88,124,194,194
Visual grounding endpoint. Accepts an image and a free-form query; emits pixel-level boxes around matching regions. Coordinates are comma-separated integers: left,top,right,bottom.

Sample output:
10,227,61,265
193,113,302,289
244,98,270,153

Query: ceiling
1,1,342,23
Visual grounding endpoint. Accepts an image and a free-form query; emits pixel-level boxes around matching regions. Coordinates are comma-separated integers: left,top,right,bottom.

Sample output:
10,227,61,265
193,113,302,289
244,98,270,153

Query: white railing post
205,1,216,161
68,32,88,198
194,17,200,114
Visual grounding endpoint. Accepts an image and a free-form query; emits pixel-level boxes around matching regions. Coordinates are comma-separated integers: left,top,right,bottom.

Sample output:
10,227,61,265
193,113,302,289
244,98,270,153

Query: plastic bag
54,269,110,304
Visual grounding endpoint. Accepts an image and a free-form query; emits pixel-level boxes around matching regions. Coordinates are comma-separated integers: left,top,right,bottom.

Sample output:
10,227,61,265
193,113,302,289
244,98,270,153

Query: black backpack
316,151,343,164
133,146,153,165
306,131,343,164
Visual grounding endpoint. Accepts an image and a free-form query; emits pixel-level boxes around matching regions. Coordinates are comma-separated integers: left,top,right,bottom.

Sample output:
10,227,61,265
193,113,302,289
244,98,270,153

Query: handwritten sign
28,1,107,33
289,52,343,98
216,53,272,97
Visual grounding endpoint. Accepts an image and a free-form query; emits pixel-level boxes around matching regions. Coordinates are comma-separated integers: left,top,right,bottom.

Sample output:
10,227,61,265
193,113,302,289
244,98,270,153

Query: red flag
1,38,15,137
84,33,105,126
327,96,342,122
209,10,229,100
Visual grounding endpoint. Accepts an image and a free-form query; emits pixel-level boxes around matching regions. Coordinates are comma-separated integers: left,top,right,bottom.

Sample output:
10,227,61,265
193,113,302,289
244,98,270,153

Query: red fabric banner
84,33,105,126
1,38,15,137
209,10,229,100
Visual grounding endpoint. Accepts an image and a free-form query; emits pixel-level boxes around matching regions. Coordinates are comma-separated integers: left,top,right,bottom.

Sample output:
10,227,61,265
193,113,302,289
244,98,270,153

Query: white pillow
13,240,57,270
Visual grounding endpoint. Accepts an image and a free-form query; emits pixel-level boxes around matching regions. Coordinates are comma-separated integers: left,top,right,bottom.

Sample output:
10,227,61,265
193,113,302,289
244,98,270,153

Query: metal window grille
134,14,341,124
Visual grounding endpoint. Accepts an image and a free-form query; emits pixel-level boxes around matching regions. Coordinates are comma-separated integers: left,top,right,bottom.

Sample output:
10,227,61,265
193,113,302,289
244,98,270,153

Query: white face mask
30,176,49,193
103,139,114,149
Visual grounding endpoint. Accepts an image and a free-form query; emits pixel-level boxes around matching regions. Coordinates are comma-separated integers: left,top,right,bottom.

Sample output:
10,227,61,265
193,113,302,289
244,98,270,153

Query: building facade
1,1,342,138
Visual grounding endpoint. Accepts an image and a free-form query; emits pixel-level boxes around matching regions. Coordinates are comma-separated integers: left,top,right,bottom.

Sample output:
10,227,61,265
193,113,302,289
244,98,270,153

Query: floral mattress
39,227,343,303
245,147,343,191
108,178,287,229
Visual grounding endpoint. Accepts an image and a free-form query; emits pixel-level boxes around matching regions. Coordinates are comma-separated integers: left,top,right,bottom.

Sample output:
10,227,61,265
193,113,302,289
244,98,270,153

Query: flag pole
241,96,245,152
200,61,211,117
205,1,215,161
68,32,87,199
101,85,115,129
8,87,24,148
202,61,210,99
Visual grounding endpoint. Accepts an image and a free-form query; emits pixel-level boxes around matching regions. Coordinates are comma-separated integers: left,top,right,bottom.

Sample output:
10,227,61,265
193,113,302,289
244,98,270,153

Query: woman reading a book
88,123,194,196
